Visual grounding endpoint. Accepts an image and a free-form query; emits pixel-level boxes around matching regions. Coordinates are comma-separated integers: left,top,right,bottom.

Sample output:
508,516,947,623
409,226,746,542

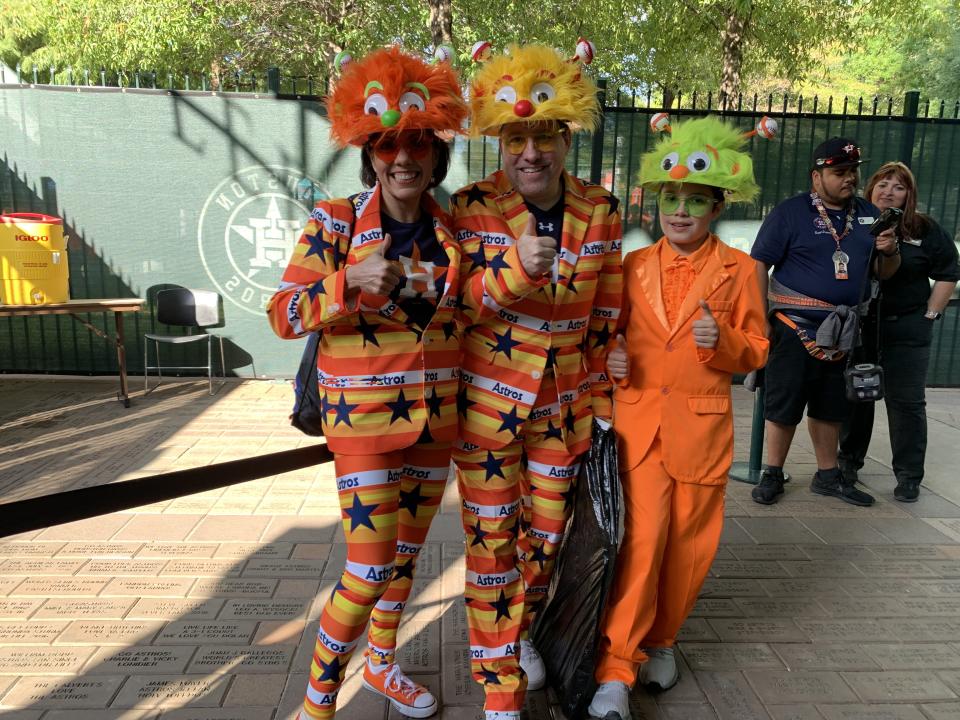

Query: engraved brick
10,577,107,597
680,643,783,670
214,543,294,560
86,646,194,674
841,670,957,702
817,705,927,720
57,620,163,646
162,560,242,577
397,620,439,673
112,675,231,708
219,599,310,621
861,643,960,670
0,542,65,557
188,646,295,674
696,671,769,720
56,542,142,558
155,621,256,645
135,543,218,559
0,621,68,644
745,670,858,703
710,619,809,643
127,598,225,620
772,643,880,671
0,646,94,674
242,559,326,578
102,578,194,598
0,559,86,575
79,560,167,576
1,676,124,709
795,619,899,643
441,645,485,706
189,579,277,598
0,599,43,620
34,599,134,619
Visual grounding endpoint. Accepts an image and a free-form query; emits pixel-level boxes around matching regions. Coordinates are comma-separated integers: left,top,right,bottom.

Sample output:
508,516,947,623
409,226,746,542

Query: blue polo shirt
751,193,879,324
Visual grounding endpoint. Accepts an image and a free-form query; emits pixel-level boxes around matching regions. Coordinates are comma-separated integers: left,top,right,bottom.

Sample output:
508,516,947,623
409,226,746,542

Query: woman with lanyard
840,162,960,502
267,46,467,719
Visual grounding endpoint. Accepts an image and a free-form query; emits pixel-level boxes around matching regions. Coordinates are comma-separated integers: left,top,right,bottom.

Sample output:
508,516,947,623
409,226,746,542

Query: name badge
858,217,875,224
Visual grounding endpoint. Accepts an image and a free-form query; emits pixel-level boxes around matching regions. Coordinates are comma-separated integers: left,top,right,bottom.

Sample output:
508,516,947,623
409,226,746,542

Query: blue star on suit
344,492,378,532
480,450,507,481
316,655,344,682
386,389,416,424
497,405,524,437
488,250,511,278
332,392,357,428
399,482,427,517
486,327,521,360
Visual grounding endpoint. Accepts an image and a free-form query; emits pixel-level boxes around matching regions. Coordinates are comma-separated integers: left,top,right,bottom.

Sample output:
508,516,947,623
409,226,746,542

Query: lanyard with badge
810,192,855,280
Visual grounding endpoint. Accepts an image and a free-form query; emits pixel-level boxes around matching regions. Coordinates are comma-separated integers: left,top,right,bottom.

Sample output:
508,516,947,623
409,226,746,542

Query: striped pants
452,383,580,712
301,441,451,719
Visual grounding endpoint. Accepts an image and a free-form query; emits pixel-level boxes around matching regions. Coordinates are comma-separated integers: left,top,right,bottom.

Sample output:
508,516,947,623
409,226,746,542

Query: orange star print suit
451,169,623,712
266,186,462,719
595,235,768,685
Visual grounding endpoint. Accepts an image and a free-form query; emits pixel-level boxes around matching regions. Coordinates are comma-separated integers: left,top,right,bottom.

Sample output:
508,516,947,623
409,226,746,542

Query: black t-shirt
525,195,565,251
381,212,449,328
879,218,960,316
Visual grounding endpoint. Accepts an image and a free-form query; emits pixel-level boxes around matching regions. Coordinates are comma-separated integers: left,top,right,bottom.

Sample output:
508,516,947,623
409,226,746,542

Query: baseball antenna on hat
649,113,778,141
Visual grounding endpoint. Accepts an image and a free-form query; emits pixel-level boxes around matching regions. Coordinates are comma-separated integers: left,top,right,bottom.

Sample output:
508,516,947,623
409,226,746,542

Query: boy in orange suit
588,116,770,720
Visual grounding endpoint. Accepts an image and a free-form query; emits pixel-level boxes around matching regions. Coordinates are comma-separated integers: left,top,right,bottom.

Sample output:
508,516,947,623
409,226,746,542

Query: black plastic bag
532,419,622,719
290,332,324,436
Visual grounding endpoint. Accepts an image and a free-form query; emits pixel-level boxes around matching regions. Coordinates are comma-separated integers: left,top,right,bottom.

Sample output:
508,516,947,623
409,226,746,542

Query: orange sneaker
362,659,438,718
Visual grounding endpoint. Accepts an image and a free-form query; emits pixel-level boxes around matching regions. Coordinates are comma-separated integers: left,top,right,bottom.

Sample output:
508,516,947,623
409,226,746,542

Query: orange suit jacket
451,170,623,453
266,186,462,455
616,235,769,484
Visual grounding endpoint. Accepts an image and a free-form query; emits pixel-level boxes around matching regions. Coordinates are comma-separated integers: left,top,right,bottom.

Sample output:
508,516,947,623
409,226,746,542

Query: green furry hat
640,114,776,203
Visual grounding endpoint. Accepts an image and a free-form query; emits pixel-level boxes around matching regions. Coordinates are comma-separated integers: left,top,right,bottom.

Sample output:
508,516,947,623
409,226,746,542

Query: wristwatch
924,310,943,321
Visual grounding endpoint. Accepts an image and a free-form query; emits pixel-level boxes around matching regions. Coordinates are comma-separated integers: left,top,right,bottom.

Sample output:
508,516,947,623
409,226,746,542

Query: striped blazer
451,170,623,453
266,186,462,454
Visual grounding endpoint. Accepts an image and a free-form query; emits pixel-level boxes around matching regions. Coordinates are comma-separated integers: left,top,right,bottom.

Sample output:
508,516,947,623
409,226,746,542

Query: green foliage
0,0,955,102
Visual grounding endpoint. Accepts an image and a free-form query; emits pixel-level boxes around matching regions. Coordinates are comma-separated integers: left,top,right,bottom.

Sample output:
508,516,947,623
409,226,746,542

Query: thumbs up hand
607,333,630,381
692,299,720,349
345,233,404,295
517,214,557,278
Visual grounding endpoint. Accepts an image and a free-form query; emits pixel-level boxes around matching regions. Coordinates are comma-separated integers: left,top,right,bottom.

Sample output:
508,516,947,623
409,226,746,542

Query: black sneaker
751,468,786,505
810,468,875,507
894,480,920,503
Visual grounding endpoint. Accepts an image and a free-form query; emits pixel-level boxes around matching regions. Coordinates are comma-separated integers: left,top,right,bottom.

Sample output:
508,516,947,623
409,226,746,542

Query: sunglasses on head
370,131,435,161
500,129,565,155
658,191,718,217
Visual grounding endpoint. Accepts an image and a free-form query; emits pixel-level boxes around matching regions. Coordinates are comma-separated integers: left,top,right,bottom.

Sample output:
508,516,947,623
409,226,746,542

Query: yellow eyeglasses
500,130,564,155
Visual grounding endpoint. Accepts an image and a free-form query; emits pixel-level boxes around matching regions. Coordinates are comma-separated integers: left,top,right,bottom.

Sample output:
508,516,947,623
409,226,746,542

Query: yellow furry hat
468,40,600,136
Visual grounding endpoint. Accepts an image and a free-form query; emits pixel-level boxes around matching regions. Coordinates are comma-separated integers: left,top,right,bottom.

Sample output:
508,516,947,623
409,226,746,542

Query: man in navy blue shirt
750,138,900,506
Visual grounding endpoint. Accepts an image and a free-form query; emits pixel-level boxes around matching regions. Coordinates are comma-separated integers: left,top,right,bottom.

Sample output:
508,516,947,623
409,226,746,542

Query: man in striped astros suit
450,40,623,720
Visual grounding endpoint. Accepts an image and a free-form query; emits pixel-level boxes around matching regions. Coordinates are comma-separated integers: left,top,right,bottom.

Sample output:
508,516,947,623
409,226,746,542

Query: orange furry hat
326,46,468,147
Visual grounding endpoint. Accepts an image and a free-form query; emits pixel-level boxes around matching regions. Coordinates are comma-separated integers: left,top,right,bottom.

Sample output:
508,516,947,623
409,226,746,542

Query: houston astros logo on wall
198,166,327,315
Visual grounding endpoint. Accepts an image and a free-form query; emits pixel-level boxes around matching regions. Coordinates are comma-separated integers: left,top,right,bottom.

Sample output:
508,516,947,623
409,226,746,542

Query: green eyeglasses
658,191,717,217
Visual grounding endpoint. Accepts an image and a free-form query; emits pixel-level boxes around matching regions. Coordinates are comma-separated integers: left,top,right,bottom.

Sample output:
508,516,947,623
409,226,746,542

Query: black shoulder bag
843,207,901,403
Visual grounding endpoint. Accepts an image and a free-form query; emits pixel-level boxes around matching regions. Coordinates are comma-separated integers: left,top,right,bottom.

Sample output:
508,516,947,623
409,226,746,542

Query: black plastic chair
144,288,225,395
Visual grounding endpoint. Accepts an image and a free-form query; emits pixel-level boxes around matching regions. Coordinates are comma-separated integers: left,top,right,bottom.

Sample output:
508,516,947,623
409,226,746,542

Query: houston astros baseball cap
812,137,863,171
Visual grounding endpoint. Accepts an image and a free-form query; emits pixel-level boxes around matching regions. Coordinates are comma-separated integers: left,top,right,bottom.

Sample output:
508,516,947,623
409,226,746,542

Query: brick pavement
1,377,960,719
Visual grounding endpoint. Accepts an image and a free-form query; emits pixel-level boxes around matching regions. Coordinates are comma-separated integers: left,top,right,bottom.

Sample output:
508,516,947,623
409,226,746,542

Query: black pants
839,309,934,484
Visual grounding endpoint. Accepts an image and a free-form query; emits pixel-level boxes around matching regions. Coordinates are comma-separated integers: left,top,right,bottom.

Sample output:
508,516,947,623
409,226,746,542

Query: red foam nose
513,99,534,117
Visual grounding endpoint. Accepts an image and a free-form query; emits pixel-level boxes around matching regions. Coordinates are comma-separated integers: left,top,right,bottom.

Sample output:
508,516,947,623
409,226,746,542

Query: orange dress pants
595,436,725,685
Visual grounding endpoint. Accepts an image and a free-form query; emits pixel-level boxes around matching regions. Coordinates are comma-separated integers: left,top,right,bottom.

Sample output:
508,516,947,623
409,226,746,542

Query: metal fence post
729,385,766,484
589,78,607,185
900,90,921,167
267,67,280,95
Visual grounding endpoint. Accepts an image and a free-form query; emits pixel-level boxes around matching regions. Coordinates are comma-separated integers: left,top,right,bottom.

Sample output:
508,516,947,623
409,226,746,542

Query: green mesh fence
2,81,959,381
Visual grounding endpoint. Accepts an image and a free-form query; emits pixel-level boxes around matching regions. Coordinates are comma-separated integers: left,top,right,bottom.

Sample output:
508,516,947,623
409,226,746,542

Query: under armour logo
539,222,554,233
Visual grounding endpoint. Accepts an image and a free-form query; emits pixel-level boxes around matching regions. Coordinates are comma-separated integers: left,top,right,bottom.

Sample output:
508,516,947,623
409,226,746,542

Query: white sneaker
638,646,679,690
588,681,631,719
519,639,546,691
